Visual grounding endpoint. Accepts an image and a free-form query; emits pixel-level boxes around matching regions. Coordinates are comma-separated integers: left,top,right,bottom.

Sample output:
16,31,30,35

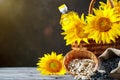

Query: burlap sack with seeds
98,48,120,74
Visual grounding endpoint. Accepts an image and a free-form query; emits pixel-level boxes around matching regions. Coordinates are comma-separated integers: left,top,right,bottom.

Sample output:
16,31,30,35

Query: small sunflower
36,52,66,75
112,0,120,14
100,0,120,14
85,7,120,44
60,12,89,45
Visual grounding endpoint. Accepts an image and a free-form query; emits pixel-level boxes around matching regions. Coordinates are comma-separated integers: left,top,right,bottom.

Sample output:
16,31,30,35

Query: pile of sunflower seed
68,59,95,80
91,56,120,80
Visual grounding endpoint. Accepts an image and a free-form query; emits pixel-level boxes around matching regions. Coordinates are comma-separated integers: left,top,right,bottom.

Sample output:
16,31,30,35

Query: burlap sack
98,48,120,79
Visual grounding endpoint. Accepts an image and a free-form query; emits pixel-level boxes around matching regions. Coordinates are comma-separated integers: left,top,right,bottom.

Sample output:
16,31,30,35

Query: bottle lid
58,4,68,14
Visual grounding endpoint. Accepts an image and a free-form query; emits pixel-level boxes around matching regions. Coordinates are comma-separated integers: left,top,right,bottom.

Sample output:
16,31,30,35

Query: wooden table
0,67,75,80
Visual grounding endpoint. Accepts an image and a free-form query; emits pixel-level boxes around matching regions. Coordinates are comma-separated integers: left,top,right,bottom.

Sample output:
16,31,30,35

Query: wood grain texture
0,67,75,80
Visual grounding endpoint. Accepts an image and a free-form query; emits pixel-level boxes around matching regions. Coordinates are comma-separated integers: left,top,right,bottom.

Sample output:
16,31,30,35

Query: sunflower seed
68,59,95,80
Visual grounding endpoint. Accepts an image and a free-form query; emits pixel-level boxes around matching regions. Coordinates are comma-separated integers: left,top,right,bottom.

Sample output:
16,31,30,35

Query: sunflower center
95,17,112,32
75,25,88,38
48,59,62,72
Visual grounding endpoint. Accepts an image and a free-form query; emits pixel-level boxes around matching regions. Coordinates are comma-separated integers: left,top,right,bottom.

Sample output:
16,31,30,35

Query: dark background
0,0,102,66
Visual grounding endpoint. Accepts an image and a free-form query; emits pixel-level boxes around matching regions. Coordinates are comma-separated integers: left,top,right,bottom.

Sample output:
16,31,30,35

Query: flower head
37,52,66,75
85,7,120,44
60,11,89,45
100,0,120,15
112,0,120,14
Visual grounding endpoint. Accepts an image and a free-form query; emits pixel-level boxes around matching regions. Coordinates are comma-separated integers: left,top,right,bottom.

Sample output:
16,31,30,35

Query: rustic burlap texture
98,48,120,74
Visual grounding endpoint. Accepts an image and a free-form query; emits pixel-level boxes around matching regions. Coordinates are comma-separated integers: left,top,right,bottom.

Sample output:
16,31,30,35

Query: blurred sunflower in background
37,52,66,75
85,6,120,44
100,0,120,15
113,0,120,14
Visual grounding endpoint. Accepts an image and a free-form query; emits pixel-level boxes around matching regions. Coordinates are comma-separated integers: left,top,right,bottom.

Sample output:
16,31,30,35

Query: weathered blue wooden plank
0,67,75,80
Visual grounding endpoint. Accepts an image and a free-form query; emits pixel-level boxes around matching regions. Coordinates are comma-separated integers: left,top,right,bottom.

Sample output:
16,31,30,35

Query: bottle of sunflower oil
58,4,80,31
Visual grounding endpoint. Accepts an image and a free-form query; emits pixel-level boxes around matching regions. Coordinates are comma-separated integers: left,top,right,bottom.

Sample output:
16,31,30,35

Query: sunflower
112,0,120,14
100,0,120,14
36,52,66,75
85,7,120,44
60,12,89,45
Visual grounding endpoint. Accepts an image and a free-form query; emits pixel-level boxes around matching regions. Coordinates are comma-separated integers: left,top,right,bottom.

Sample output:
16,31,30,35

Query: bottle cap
58,4,68,14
